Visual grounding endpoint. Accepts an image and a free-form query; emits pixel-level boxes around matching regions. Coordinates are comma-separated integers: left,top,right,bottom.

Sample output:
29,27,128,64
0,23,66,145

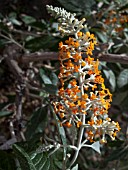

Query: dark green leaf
0,23,9,33
106,146,128,162
25,107,48,140
54,114,67,160
0,151,16,170
50,72,59,86
13,143,64,170
42,158,50,170
21,15,36,24
39,69,52,84
43,84,58,95
29,21,47,30
106,63,122,76
0,110,13,117
96,32,108,43
103,69,116,92
0,39,7,47
31,152,47,170
118,3,128,11
25,35,60,52
57,0,95,14
117,69,128,88
113,90,128,106
13,144,36,170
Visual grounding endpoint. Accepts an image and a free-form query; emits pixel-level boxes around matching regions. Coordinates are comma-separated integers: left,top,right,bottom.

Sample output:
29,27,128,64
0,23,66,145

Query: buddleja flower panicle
47,5,121,143
46,5,86,36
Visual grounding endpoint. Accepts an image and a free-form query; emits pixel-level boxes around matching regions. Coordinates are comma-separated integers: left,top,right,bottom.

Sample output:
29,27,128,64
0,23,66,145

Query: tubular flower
47,5,121,143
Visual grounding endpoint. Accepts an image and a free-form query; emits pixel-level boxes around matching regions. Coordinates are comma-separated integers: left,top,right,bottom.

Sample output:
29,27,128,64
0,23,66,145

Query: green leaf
29,21,47,30
117,69,128,88
21,14,36,24
53,114,67,161
0,39,7,48
25,106,48,140
48,103,67,161
106,146,128,162
96,32,108,43
50,72,58,86
112,90,128,106
39,69,52,84
118,3,128,11
0,110,13,117
103,69,116,92
10,18,22,26
0,151,16,170
43,84,58,95
13,144,36,170
57,0,95,15
71,164,78,170
0,23,9,33
42,158,50,170
25,36,59,52
31,152,47,170
13,144,63,170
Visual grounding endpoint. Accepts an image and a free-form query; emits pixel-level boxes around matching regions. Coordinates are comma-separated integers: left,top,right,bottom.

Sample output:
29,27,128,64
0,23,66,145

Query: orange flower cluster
54,31,120,142
104,10,128,33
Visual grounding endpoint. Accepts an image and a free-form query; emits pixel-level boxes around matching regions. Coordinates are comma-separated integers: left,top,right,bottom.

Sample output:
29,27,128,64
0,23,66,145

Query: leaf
13,143,63,170
50,72,59,86
29,21,47,30
0,151,16,170
25,106,48,140
42,158,50,170
117,69,128,88
0,110,13,117
43,84,58,95
10,18,22,26
39,69,52,84
13,144,36,170
91,141,101,154
0,22,10,33
50,105,67,161
106,146,128,162
120,93,128,112
57,0,95,14
112,90,128,105
118,3,128,11
106,63,122,76
71,164,78,170
96,32,108,43
21,14,36,24
103,69,116,92
25,36,59,52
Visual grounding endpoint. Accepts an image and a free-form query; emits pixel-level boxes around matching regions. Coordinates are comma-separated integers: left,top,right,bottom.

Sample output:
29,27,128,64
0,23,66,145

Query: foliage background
0,0,128,169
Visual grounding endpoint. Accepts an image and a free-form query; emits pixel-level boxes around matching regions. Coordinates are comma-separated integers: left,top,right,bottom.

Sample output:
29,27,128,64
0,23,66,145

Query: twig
3,45,26,141
0,138,17,150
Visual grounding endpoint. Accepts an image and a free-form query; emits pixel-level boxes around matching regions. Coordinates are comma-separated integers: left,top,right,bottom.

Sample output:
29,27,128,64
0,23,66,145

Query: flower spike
47,5,120,143
46,5,86,36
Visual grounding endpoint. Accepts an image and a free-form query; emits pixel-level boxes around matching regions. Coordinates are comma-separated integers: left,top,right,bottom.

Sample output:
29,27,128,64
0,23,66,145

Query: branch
97,53,128,64
21,52,128,64
22,52,58,63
